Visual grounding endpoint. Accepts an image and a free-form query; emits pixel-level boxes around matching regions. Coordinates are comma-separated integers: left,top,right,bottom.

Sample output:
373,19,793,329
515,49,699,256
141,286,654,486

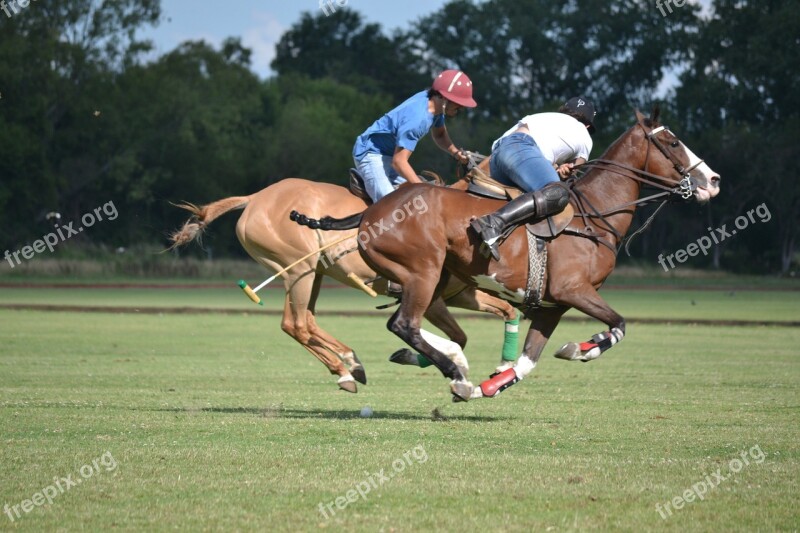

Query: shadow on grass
155,406,507,422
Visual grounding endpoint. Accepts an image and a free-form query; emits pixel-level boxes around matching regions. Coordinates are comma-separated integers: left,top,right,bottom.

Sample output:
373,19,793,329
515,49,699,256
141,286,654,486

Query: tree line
0,0,796,273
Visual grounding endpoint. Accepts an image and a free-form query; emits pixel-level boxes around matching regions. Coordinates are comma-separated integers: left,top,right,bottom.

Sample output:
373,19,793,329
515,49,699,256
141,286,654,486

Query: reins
563,121,705,255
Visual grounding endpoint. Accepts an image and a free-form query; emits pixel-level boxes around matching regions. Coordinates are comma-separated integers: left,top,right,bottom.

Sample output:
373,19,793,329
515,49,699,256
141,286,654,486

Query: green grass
0,285,798,323
0,304,798,531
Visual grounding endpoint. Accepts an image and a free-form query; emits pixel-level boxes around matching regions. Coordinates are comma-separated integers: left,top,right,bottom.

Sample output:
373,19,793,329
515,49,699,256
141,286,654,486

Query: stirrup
470,218,503,261
386,280,403,298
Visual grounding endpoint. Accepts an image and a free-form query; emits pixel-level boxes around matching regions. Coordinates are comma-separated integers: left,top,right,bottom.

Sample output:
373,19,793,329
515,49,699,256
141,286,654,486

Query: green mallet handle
238,280,264,306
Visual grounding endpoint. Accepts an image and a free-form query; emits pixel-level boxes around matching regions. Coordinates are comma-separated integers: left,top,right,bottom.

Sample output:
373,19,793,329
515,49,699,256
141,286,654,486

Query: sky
140,0,713,86
139,0,452,78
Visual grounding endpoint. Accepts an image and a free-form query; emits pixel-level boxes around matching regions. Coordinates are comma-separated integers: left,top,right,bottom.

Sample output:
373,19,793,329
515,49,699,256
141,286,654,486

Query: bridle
565,122,708,254
460,121,708,255
643,124,706,200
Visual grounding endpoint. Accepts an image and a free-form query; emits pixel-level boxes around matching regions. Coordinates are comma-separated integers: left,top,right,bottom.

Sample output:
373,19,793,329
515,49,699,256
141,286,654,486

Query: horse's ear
634,109,648,124
650,105,661,124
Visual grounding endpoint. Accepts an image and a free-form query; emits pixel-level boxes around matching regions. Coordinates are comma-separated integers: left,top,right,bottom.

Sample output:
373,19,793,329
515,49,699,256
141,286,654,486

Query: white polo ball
360,406,373,418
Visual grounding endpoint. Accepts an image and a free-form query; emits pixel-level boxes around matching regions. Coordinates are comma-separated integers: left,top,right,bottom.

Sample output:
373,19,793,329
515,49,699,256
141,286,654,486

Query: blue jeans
490,133,559,192
353,153,406,202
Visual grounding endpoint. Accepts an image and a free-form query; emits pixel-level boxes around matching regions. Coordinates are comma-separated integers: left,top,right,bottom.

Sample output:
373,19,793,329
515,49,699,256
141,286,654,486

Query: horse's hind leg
281,274,361,392
550,285,626,362
304,311,366,385
386,274,475,401
305,269,366,384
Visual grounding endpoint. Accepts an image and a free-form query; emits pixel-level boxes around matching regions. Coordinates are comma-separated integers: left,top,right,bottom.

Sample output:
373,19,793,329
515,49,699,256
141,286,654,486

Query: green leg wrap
417,354,433,368
501,313,520,362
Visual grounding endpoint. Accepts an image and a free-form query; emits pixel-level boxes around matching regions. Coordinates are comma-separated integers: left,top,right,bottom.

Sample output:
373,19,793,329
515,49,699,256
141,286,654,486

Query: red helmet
432,70,477,108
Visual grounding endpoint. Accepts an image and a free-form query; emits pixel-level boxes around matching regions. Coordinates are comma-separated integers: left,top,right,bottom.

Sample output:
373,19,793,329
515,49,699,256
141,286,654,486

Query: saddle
465,166,574,239
348,168,444,205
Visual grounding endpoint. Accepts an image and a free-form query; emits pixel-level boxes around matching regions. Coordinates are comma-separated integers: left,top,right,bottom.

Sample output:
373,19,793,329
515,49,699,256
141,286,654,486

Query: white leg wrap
513,356,536,379
610,327,624,344
337,375,355,384
420,328,469,375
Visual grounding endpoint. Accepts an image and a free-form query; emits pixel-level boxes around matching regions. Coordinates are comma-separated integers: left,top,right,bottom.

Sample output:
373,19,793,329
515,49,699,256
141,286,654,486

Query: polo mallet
237,233,377,305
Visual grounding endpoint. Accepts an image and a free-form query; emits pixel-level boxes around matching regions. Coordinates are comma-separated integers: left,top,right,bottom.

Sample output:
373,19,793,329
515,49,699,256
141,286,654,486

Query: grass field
0,283,798,531
0,284,799,323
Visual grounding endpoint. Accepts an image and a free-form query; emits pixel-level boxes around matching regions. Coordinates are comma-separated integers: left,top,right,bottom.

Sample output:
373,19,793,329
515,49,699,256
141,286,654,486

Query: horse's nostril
711,175,721,184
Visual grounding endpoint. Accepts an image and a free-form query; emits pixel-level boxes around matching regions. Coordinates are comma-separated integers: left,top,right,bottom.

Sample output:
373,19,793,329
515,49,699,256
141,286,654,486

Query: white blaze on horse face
682,142,721,202
472,273,526,303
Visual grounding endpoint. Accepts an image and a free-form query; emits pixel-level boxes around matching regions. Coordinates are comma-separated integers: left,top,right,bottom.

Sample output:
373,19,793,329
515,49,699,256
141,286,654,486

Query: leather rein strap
564,123,704,255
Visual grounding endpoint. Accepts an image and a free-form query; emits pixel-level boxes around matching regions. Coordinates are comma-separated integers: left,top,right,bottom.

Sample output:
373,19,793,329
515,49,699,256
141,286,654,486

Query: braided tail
290,210,363,231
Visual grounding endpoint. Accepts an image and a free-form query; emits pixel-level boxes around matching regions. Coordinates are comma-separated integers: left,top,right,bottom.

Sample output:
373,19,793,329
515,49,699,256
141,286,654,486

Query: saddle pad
466,167,523,200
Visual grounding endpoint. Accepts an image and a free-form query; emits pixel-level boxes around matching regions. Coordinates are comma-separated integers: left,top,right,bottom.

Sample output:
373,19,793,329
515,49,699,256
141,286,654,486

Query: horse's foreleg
475,306,566,398
551,286,626,362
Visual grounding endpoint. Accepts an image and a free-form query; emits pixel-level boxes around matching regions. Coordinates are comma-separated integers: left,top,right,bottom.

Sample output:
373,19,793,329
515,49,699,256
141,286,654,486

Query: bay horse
169,178,517,394
293,109,721,400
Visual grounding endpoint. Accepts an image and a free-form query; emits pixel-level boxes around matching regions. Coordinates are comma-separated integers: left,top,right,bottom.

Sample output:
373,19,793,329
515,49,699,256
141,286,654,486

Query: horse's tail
289,210,363,231
169,196,250,249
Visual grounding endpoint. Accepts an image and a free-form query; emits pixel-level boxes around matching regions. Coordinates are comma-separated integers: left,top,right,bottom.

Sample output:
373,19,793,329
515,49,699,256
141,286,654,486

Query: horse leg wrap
579,327,624,358
500,315,520,363
479,368,519,398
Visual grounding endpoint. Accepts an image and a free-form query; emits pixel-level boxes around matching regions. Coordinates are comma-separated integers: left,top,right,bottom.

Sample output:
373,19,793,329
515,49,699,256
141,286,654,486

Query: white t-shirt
491,112,592,164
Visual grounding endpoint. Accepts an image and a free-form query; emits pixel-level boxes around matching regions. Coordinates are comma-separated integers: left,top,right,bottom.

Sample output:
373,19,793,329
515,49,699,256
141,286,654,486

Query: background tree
674,0,800,273
0,0,795,273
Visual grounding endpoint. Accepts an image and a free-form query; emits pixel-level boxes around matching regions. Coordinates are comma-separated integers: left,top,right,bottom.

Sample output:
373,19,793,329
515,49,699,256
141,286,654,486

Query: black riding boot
470,182,569,261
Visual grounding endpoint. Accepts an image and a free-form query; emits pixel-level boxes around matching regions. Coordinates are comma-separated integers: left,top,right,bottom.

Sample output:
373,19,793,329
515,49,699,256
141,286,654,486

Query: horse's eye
670,141,680,148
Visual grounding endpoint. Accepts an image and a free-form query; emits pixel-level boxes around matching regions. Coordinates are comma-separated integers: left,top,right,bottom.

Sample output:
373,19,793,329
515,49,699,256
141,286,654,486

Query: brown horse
169,178,517,394
293,110,721,400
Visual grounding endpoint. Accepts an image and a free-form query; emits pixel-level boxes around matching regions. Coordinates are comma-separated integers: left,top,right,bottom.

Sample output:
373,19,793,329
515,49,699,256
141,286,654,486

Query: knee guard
533,182,569,218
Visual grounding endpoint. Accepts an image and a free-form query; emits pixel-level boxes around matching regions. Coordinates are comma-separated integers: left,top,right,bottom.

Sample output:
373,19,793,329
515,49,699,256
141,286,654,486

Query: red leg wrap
479,368,519,398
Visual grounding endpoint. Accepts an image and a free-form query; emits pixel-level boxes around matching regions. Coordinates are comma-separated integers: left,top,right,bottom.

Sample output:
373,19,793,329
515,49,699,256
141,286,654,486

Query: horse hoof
450,379,474,402
554,342,601,362
389,348,419,366
350,366,367,385
554,342,580,361
338,376,357,393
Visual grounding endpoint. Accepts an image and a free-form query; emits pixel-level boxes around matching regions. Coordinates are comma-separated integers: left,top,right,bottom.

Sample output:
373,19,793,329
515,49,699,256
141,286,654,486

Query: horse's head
635,108,721,203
